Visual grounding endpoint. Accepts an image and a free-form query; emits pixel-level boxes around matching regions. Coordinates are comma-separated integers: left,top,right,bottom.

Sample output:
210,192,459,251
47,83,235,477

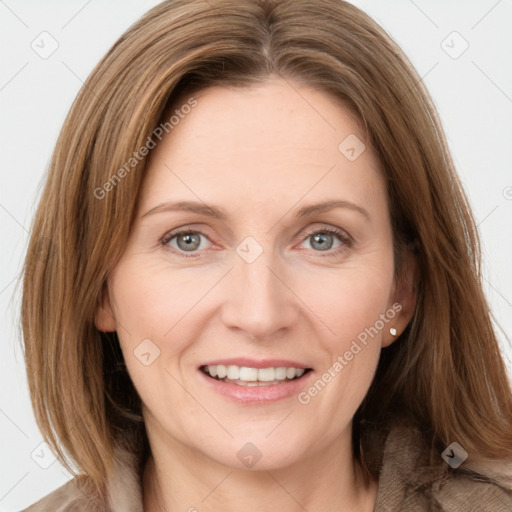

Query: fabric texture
22,422,512,511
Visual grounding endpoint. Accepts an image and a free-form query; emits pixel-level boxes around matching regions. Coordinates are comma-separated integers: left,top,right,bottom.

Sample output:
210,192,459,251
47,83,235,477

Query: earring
389,327,397,336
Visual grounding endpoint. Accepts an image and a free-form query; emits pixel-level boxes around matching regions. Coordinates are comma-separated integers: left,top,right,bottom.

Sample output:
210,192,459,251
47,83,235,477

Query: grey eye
172,232,205,252
309,232,336,251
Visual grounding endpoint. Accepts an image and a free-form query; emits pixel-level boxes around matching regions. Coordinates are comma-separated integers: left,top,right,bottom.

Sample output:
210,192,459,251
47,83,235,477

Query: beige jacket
23,423,512,511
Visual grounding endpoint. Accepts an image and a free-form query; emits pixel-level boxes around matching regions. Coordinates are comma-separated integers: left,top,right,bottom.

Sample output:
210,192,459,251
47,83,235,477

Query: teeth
203,364,308,384
275,367,287,380
239,367,258,381
258,367,275,382
227,365,239,380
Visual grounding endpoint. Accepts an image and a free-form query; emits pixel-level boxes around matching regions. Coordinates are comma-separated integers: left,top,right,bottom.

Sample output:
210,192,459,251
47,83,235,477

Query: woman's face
96,77,415,470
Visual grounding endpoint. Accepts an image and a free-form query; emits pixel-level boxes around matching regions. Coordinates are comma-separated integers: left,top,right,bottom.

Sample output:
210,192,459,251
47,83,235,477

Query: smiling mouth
200,364,313,387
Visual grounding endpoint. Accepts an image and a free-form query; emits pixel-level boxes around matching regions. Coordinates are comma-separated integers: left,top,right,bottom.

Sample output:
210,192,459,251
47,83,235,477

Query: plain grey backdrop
1,0,511,510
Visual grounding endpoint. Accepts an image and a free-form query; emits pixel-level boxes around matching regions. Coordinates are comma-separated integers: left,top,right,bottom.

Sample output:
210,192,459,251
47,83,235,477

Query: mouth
200,364,313,387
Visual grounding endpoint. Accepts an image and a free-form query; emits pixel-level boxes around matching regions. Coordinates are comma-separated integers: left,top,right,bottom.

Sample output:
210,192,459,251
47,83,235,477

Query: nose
220,246,299,341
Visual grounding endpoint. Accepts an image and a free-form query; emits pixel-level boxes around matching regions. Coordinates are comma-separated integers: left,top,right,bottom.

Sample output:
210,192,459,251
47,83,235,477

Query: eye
161,229,211,258
299,226,352,257
160,226,352,259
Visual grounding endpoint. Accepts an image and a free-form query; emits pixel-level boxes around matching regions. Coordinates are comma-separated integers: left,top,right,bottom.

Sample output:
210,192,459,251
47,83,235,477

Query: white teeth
203,364,309,384
227,365,239,380
258,367,275,382
239,367,258,381
275,367,287,380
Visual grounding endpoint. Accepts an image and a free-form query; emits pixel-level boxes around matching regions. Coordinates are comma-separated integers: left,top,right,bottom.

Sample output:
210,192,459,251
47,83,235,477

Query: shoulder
21,442,144,512
373,421,512,511
21,478,103,512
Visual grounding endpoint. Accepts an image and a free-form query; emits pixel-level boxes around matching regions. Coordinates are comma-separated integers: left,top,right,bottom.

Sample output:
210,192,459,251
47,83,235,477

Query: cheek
110,247,394,357
109,260,201,345
295,264,393,403
108,262,201,416
297,264,394,344
295,272,390,423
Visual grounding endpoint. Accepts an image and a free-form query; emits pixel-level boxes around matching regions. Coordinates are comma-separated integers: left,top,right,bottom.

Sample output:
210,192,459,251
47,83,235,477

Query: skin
96,75,416,512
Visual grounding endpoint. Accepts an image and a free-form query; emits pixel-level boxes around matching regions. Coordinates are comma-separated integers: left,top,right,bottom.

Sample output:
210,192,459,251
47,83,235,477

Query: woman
20,0,512,510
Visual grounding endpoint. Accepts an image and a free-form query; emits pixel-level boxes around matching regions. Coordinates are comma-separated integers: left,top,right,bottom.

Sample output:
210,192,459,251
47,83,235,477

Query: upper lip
199,358,312,369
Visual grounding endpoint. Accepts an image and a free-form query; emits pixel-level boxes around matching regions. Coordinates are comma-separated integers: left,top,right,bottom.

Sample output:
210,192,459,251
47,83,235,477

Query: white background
1,1,511,510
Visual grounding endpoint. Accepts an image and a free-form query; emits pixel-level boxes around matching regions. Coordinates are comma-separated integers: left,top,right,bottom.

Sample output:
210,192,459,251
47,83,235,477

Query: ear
382,247,418,348
95,281,117,332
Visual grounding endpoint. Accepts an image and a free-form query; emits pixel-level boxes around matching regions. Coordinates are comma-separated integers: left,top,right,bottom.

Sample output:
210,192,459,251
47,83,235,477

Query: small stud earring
390,327,397,336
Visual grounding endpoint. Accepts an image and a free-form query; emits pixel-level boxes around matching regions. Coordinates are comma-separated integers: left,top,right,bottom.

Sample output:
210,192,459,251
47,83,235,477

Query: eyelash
160,226,353,259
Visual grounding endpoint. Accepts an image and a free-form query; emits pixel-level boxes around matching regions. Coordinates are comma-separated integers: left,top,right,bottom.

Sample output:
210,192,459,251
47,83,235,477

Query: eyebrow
140,199,370,221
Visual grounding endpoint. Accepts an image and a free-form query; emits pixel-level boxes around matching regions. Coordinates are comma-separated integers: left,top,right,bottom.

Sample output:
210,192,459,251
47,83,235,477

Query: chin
197,436,308,472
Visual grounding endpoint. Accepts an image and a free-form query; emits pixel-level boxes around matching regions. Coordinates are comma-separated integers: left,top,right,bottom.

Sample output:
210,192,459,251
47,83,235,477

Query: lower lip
198,369,314,404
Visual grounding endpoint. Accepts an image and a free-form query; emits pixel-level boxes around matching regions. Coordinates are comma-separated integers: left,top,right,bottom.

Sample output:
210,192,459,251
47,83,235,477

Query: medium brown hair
20,0,512,502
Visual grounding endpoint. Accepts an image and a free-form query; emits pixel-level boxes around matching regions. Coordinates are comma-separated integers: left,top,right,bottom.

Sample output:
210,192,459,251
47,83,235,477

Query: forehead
138,78,385,220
